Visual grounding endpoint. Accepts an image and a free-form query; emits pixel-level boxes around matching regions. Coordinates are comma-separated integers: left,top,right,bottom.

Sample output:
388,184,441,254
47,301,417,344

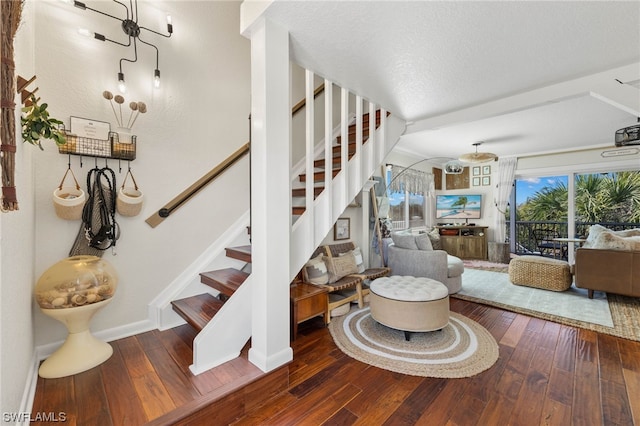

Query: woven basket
116,169,143,217
508,255,572,291
52,168,86,220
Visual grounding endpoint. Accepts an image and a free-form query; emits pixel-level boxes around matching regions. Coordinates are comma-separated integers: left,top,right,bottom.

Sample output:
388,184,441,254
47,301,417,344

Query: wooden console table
290,282,328,340
435,225,488,260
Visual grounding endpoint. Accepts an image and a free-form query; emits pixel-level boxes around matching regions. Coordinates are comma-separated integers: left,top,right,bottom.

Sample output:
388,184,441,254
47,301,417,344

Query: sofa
574,224,640,298
387,230,464,294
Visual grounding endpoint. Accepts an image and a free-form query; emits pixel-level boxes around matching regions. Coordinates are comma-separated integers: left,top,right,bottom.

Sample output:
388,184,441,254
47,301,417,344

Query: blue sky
515,175,567,205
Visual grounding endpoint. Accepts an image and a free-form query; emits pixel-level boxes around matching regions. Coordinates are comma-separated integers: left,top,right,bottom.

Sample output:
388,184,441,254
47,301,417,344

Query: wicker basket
116,169,143,217
52,168,86,220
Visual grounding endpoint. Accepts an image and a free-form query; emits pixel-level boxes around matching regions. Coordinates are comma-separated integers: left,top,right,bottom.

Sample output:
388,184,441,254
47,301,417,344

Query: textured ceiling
258,1,640,159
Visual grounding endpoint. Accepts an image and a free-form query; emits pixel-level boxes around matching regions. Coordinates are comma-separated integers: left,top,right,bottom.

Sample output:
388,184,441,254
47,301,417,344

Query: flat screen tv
436,194,482,219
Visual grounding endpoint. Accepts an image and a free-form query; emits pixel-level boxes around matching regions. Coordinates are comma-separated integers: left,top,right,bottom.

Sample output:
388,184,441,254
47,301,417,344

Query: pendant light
459,142,497,163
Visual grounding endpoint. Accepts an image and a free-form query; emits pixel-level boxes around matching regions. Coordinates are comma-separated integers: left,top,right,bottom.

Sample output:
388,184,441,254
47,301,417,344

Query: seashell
51,297,66,307
86,293,98,303
71,294,87,306
97,285,114,296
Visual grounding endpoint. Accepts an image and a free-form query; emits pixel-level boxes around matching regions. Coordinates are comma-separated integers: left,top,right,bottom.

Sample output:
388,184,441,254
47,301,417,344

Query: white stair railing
290,69,406,280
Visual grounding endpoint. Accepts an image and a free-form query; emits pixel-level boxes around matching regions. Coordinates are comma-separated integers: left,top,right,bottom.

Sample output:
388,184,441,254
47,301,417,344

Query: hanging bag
52,167,86,220
116,168,143,217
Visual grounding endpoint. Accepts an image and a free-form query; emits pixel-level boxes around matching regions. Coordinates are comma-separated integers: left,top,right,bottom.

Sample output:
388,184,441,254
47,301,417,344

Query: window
385,165,428,230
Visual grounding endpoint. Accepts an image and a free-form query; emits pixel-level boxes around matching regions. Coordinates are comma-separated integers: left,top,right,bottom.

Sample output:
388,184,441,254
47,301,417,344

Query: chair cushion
339,247,365,273
302,254,329,285
391,231,418,249
447,255,464,277
324,253,359,283
415,233,433,251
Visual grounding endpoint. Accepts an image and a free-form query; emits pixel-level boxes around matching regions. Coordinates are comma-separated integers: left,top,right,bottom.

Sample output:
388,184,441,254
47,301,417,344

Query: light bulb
154,69,161,89
166,15,173,34
118,72,126,94
78,28,92,37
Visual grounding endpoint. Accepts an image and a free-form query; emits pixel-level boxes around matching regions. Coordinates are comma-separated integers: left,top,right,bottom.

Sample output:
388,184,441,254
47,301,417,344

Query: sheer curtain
494,157,517,243
389,165,435,227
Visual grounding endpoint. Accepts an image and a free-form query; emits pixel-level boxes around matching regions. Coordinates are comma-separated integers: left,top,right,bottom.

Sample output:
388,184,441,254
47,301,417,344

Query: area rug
463,259,510,273
328,307,499,378
454,268,640,342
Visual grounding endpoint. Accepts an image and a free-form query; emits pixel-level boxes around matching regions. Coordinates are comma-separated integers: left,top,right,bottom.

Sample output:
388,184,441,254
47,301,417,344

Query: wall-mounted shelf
58,131,136,161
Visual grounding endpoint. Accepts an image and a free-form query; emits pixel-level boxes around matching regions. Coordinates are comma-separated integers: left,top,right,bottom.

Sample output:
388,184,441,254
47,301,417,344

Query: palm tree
451,196,468,212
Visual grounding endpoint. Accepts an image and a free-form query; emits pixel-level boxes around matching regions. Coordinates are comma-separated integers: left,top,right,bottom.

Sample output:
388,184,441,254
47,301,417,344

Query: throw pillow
302,254,329,285
427,227,442,250
391,231,418,250
584,225,640,248
340,247,365,273
591,231,640,251
415,233,433,251
324,253,359,283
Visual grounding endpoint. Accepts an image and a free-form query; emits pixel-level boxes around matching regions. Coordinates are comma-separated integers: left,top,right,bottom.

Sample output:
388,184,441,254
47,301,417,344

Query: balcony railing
506,220,639,258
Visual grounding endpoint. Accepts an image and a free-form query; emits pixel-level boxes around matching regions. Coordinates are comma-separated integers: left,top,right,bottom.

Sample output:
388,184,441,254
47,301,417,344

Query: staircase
291,110,383,216
159,68,405,382
171,109,385,337
171,246,251,333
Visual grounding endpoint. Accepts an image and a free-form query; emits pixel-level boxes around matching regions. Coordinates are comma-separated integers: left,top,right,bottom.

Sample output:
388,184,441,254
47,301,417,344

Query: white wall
28,1,251,347
1,0,37,415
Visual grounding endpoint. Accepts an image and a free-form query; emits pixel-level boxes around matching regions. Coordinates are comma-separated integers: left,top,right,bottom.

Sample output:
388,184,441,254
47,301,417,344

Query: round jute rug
328,307,499,378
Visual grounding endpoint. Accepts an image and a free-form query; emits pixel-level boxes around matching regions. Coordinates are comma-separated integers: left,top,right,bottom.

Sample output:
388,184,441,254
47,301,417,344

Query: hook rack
58,126,136,161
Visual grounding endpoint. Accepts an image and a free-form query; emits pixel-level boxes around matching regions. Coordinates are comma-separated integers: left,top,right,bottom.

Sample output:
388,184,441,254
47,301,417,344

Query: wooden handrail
291,84,325,116
146,84,323,228
145,142,250,228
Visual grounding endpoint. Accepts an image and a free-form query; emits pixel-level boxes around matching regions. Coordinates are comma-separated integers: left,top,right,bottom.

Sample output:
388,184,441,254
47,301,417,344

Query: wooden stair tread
291,187,324,198
225,245,252,263
200,268,249,296
171,294,224,332
314,153,354,168
292,206,306,215
299,169,340,182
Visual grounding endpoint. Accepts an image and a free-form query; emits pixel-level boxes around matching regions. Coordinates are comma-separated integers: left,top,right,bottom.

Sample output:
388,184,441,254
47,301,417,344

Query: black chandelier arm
139,25,173,38
111,0,130,21
119,37,139,72
74,1,123,23
137,35,159,69
100,33,132,48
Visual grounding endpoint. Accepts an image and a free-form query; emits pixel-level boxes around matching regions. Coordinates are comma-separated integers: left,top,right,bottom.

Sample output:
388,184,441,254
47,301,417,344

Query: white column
248,17,293,372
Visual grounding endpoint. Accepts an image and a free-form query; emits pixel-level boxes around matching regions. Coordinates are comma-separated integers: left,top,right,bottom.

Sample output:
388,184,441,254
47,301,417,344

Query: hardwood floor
31,299,640,425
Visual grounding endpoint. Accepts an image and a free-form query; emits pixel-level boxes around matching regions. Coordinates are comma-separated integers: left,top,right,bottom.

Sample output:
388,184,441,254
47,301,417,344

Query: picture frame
334,217,350,240
472,166,481,176
482,165,491,175
482,176,491,186
472,177,481,186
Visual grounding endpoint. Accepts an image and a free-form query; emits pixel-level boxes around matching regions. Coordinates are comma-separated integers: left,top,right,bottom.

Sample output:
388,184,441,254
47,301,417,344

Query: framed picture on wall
482,165,491,175
482,176,491,186
334,218,350,240
472,177,480,186
472,166,481,176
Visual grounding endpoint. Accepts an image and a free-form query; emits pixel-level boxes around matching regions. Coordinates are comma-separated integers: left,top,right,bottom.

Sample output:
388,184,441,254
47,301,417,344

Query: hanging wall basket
52,168,86,220
116,169,143,217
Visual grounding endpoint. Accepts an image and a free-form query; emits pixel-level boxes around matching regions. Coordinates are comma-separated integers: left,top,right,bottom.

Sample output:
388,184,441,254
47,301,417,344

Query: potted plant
21,95,66,150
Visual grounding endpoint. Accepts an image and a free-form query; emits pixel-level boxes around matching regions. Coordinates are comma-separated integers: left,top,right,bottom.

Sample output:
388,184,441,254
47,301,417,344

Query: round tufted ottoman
369,276,449,341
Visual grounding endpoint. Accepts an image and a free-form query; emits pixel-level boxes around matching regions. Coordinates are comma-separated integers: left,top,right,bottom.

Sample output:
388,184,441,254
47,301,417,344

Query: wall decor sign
482,165,491,175
472,177,480,186
482,176,491,186
70,116,111,140
334,217,350,240
472,166,481,176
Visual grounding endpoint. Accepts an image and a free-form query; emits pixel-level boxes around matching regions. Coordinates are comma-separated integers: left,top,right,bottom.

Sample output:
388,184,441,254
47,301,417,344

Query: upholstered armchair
387,231,464,294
